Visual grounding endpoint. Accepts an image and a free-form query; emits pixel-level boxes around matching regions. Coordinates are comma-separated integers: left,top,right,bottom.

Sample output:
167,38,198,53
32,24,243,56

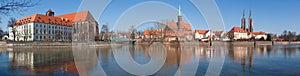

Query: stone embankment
0,41,299,47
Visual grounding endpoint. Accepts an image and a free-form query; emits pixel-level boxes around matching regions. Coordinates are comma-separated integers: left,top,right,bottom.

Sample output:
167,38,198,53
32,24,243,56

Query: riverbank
137,41,300,46
1,41,300,47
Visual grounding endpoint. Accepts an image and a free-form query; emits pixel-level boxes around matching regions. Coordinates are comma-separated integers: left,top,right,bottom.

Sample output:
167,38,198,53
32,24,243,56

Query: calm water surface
0,44,300,76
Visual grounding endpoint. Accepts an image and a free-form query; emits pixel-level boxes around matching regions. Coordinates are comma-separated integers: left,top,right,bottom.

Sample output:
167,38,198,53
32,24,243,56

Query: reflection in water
8,47,77,75
3,44,300,75
228,45,253,71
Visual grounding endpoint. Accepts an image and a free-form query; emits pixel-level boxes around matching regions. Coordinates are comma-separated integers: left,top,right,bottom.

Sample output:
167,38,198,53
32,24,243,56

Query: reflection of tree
282,46,297,58
266,45,272,56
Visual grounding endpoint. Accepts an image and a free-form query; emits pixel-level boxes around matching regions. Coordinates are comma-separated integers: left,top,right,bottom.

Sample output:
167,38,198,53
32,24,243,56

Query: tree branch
0,0,39,15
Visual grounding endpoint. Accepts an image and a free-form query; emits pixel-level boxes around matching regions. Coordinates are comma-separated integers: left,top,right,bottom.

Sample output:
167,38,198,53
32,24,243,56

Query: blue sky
1,0,300,34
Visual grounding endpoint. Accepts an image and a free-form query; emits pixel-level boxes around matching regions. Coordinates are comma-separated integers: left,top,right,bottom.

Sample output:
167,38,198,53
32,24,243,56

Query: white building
195,30,209,39
8,10,98,41
195,30,215,41
248,32,267,40
228,27,248,40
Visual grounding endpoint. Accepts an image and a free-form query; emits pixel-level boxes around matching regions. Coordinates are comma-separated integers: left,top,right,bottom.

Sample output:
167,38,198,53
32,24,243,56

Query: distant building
194,30,212,41
59,11,99,41
143,5,193,41
227,10,266,40
8,9,98,41
228,27,248,40
248,32,267,40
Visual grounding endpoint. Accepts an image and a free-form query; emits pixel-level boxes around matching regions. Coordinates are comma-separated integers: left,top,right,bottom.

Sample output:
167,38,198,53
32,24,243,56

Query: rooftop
13,11,95,27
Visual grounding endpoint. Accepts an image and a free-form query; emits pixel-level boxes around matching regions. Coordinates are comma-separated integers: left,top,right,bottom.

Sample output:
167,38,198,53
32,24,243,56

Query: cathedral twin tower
241,10,253,32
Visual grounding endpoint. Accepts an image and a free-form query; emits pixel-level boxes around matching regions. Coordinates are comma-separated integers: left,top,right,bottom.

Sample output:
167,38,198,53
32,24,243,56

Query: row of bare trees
279,30,300,41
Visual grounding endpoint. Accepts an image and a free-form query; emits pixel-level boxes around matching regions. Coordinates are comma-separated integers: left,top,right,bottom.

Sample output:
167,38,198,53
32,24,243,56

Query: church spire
243,9,246,18
241,9,246,31
248,9,253,32
249,9,252,18
178,5,182,16
177,2,182,30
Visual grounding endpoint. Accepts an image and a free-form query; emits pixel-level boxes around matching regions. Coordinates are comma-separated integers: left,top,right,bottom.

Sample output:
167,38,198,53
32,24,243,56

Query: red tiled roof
167,22,191,30
56,11,95,22
195,30,209,34
13,11,94,27
229,27,247,33
248,32,266,35
143,30,151,35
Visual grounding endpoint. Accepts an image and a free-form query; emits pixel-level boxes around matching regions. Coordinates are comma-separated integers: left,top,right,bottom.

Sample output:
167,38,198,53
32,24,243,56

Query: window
35,30,38,34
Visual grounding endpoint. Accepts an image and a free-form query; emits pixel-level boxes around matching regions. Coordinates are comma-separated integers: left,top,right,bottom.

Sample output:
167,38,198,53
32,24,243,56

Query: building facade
248,32,267,40
228,27,248,40
8,10,98,41
194,30,212,41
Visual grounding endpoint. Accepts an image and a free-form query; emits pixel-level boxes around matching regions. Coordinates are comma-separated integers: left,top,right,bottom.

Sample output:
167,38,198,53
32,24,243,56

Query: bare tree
100,23,109,41
129,25,136,39
279,30,297,41
7,17,17,41
0,0,39,15
155,22,166,39
227,32,235,41
7,17,16,27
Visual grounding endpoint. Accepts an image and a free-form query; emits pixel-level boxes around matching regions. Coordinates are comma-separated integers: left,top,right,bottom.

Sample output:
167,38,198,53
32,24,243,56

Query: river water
0,43,299,76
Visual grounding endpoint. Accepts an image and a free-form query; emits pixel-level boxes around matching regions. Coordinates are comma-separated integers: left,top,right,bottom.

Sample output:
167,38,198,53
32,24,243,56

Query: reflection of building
8,48,77,74
8,9,99,41
228,46,253,71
